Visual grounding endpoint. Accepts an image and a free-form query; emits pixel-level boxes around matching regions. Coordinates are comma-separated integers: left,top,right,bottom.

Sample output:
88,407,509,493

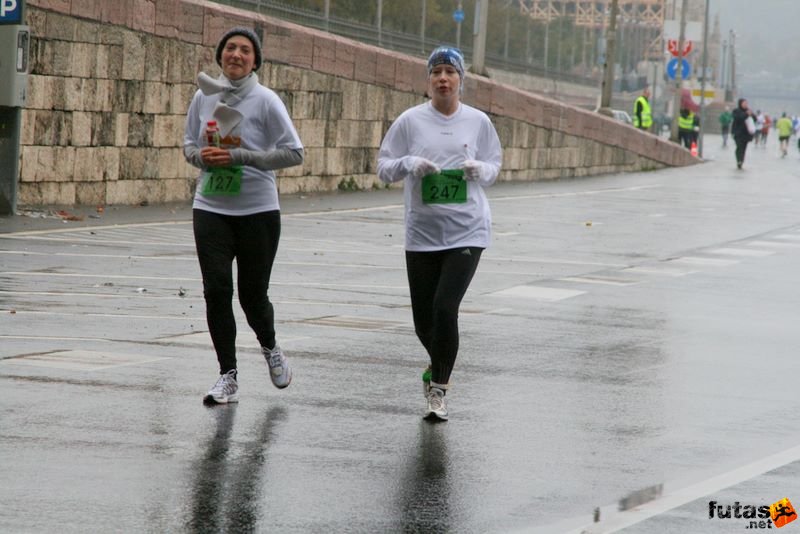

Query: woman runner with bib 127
377,47,502,421
183,27,304,404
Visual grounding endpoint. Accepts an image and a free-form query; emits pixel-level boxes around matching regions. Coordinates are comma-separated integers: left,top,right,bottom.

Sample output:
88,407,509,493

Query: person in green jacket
776,112,793,157
633,87,653,131
719,106,732,148
678,108,695,149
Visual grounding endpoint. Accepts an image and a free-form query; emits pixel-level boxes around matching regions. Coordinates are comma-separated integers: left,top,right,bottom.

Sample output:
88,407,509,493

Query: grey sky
714,0,800,87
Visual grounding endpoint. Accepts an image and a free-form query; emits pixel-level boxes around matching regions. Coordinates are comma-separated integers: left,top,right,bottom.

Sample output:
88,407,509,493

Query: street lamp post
698,0,710,158
598,0,620,116
456,0,463,50
376,0,382,46
729,30,736,101
544,0,550,77
670,0,688,143
420,0,426,54
470,0,489,75
720,39,727,97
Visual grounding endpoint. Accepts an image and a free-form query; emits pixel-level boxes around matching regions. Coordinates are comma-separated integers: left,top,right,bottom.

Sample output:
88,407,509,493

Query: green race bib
200,166,243,196
422,169,467,204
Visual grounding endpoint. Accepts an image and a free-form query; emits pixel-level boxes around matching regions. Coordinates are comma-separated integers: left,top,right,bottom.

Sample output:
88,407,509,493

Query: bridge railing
210,0,601,87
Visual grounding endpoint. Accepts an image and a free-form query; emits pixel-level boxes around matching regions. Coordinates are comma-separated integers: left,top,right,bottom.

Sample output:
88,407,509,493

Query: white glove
461,159,483,182
409,157,440,179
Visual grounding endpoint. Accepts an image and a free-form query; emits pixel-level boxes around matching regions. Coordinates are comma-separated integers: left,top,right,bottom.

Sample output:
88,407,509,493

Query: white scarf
197,72,259,137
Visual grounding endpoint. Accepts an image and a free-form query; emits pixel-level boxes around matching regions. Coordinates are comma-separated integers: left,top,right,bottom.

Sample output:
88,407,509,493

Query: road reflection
186,405,287,532
396,421,452,532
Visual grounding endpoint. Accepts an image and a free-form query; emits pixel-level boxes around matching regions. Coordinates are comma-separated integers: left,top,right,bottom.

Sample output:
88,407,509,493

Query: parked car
594,108,633,125
611,109,633,125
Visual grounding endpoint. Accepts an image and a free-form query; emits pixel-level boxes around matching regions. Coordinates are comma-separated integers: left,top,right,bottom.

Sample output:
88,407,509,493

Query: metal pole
324,0,330,32
729,30,736,100
698,0,710,158
598,0,620,115
525,15,532,65
544,0,550,77
556,13,563,72
470,0,489,75
0,0,27,215
456,0,463,50
651,61,658,133
421,0,426,54
581,25,588,74
376,0,382,46
720,39,727,95
503,0,510,60
670,0,688,143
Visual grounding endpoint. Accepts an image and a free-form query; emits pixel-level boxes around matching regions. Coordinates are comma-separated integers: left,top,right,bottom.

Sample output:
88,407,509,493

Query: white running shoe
204,369,239,404
424,387,448,421
263,344,292,389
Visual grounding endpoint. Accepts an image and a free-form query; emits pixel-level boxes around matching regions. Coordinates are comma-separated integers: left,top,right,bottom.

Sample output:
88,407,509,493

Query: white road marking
0,309,204,321
489,255,628,268
0,250,196,261
668,256,740,266
157,332,308,349
621,266,697,277
0,220,191,237
0,272,407,289
490,285,586,301
557,443,800,534
747,240,800,248
559,276,640,286
0,350,170,371
708,247,775,257
490,184,663,203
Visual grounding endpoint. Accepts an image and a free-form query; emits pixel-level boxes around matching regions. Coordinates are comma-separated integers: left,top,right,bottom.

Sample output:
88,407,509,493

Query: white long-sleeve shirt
184,84,303,216
377,101,502,251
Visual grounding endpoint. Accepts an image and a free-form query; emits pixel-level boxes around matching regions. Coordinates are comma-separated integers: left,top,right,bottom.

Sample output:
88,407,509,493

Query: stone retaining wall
19,0,697,206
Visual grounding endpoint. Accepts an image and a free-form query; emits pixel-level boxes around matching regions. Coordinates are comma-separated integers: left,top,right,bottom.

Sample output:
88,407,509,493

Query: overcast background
714,0,799,113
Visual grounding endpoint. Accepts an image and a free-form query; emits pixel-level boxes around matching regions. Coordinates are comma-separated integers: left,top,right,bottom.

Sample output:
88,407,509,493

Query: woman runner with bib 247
377,47,502,421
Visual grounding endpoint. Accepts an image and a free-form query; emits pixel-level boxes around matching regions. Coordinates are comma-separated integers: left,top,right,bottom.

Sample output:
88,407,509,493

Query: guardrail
210,0,601,87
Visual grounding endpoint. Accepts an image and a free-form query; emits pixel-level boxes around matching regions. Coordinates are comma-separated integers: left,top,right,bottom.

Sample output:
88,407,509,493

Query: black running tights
193,209,280,374
405,247,483,387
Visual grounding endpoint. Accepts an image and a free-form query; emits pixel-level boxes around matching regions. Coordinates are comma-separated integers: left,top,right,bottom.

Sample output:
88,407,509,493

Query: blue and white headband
427,47,465,79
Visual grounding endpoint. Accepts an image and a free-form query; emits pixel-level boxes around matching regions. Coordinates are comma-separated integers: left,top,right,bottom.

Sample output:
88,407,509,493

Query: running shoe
204,369,239,404
263,344,292,389
424,387,448,421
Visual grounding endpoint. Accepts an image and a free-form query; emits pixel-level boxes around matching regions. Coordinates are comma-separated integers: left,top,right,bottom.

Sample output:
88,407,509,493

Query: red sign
667,39,693,57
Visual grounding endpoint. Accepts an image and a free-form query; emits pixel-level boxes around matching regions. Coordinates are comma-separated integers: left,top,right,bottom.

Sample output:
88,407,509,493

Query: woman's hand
201,147,233,167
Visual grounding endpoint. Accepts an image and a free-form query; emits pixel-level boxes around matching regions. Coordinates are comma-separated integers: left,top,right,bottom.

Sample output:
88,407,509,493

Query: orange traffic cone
690,141,698,157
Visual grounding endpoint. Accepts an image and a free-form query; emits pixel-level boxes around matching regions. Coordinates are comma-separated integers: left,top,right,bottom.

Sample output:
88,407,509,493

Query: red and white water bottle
205,120,221,147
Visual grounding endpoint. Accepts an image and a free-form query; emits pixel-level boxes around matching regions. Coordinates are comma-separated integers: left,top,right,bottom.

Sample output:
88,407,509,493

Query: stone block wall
19,0,697,207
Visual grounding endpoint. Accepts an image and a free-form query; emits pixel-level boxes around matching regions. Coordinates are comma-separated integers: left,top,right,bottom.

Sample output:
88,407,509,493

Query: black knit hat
216,27,263,71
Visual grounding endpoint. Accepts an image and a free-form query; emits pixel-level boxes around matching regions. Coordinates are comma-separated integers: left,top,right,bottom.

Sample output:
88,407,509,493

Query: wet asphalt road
2,135,800,533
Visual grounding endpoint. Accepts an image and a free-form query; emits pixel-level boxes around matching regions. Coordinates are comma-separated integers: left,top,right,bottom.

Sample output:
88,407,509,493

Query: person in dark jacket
730,98,754,169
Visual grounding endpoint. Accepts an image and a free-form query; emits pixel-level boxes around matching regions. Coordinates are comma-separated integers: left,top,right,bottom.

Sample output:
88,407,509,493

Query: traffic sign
666,58,690,80
453,8,464,23
663,20,702,41
0,0,22,24
690,87,715,104
667,39,692,57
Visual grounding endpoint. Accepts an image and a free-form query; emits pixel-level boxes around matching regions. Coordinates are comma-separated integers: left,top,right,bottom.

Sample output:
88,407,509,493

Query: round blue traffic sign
453,8,465,23
666,58,691,80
